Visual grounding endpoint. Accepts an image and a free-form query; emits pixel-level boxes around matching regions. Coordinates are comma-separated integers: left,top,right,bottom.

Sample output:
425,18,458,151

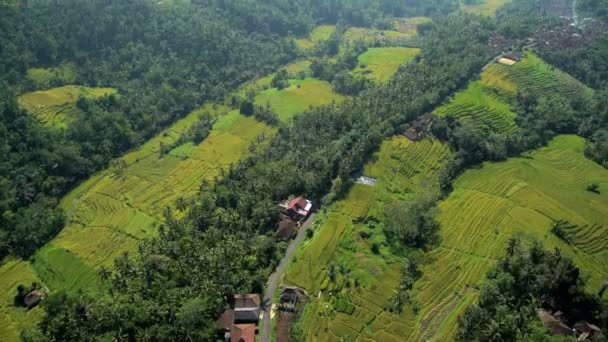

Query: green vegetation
26,63,77,89
459,240,605,341
296,25,337,50
353,47,421,83
286,138,453,341
435,69,518,134
416,135,608,340
0,260,43,342
21,15,494,341
464,0,513,16
255,78,344,121
18,85,116,126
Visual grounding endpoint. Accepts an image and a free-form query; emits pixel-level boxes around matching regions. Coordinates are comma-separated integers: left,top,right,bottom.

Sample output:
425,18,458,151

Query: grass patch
18,85,117,127
255,78,344,122
353,47,420,83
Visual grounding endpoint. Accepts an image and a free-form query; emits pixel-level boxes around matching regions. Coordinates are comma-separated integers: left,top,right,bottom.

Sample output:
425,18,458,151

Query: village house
276,287,307,342
216,294,261,342
279,196,313,221
404,113,437,141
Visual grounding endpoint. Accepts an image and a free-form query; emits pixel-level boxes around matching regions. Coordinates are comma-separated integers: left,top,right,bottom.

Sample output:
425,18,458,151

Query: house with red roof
279,196,313,220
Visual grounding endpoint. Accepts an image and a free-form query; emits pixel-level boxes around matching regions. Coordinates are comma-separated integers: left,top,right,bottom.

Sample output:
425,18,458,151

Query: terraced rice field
409,135,608,341
0,260,44,342
26,63,77,88
497,51,593,100
463,0,513,16
435,76,518,133
0,105,275,342
18,85,117,127
353,47,420,83
255,78,344,122
1,55,347,341
286,138,453,341
435,52,591,134
295,25,337,50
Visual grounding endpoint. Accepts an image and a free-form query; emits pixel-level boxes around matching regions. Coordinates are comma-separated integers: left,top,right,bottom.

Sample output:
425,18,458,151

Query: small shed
537,309,575,336
23,291,43,309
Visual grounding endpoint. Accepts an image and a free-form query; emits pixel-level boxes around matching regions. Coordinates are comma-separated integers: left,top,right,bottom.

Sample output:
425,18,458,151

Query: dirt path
260,213,316,342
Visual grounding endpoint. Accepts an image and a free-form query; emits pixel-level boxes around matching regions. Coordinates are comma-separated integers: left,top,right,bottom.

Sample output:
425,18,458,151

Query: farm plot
463,0,513,16
435,78,518,134
286,138,453,341
26,63,77,88
0,260,44,342
408,135,608,341
0,105,274,342
435,52,591,134
296,25,337,50
353,47,420,83
18,85,116,127
255,78,344,122
392,17,432,36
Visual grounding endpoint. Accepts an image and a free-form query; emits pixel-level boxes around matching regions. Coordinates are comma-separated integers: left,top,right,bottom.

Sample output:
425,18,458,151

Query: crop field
435,52,591,133
18,85,117,126
352,47,420,83
285,137,453,341
435,77,518,133
0,105,274,342
463,0,513,16
236,60,312,98
500,52,593,100
1,55,346,340
0,260,44,342
296,25,337,50
255,78,344,122
408,135,608,341
26,63,77,88
392,17,432,36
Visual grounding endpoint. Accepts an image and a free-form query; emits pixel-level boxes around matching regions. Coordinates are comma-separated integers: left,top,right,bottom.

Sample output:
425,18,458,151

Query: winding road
260,213,316,342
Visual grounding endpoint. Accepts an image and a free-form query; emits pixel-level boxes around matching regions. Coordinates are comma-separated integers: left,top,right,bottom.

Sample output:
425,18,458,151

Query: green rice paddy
411,135,608,341
255,78,344,122
353,47,420,83
295,25,337,50
286,138,453,341
18,85,117,127
26,63,77,88
435,51,591,134
1,55,348,341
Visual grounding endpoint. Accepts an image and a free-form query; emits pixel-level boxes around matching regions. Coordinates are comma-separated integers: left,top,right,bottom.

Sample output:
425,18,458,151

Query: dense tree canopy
27,14,494,341
458,239,607,341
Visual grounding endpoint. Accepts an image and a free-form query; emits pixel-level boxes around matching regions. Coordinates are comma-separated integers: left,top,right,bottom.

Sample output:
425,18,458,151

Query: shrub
587,183,600,194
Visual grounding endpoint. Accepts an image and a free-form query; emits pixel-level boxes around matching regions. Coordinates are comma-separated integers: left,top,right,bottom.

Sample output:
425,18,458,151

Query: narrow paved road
261,213,316,342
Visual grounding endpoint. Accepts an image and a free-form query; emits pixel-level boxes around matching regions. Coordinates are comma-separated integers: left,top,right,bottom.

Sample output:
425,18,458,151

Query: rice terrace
1,0,608,341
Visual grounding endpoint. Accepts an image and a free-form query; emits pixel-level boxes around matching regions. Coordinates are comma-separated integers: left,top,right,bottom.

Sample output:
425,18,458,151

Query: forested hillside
0,0,457,261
